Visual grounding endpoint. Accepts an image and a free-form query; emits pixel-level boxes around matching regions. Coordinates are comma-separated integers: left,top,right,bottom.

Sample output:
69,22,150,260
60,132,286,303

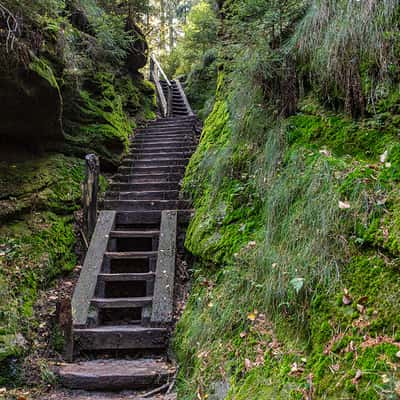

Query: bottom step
57,358,175,390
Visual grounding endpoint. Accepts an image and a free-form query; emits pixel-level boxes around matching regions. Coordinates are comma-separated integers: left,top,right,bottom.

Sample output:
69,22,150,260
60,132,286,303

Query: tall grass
292,0,400,115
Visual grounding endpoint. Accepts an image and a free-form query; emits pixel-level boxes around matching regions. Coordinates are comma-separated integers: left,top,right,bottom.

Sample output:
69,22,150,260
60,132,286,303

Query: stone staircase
56,73,199,394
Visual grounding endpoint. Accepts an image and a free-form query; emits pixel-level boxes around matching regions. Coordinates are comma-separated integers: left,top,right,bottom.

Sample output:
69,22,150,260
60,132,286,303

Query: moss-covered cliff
174,1,400,398
0,0,155,386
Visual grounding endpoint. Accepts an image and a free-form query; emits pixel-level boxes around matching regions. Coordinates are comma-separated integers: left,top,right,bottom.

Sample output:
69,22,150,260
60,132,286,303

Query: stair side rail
150,54,172,118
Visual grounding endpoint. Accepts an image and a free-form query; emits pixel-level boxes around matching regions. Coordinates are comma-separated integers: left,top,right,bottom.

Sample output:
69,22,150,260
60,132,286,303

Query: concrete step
107,190,180,200
57,358,174,390
104,199,191,211
91,297,153,308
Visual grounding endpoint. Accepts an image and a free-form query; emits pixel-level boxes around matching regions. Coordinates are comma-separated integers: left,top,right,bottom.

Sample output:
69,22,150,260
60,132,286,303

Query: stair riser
110,183,178,192
132,141,196,148
106,191,179,200
74,329,168,352
118,166,186,174
122,159,189,167
129,147,196,154
111,175,182,183
104,200,190,211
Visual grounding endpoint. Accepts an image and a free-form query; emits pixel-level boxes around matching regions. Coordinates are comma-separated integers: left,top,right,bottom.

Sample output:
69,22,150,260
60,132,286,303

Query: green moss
0,154,84,380
29,57,59,90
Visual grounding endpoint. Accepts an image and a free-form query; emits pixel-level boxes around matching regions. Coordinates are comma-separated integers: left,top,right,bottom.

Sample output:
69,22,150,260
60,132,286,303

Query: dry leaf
352,369,362,384
380,150,388,163
240,332,247,338
247,312,257,321
356,304,365,314
244,358,253,371
339,200,351,209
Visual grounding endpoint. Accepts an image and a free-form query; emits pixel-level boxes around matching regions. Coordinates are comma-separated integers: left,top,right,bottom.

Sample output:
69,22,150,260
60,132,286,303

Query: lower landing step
56,358,175,390
74,325,168,351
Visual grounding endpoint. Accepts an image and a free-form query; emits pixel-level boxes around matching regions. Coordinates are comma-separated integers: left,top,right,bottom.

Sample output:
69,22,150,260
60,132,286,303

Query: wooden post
149,56,154,81
83,154,99,242
167,85,173,117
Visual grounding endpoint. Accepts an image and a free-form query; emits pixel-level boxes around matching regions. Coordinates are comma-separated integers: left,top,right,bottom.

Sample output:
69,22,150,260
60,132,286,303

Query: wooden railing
149,54,172,118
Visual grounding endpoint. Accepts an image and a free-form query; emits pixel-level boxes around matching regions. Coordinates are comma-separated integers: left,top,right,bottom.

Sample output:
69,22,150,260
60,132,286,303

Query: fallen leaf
356,304,365,314
247,312,257,321
342,289,352,305
329,363,340,373
352,369,362,384
240,332,247,338
319,149,332,157
380,150,388,163
244,358,253,371
339,200,351,209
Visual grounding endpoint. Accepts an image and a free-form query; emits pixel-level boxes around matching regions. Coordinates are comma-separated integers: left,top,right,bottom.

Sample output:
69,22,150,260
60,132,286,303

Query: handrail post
167,85,173,117
149,57,154,81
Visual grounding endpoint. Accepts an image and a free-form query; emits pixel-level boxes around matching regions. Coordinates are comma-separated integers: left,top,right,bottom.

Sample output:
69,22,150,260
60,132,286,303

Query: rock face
0,64,64,153
126,23,149,74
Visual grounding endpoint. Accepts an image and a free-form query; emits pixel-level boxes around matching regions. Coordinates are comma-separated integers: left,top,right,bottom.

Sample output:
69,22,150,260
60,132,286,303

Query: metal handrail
150,54,172,117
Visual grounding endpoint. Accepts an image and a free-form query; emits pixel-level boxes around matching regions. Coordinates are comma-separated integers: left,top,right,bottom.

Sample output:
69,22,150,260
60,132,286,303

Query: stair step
127,153,193,160
91,297,153,308
107,190,179,200
122,158,190,167
74,326,168,351
104,199,190,211
110,230,160,238
98,272,155,282
57,358,173,390
105,251,158,259
112,173,183,183
116,209,194,226
110,182,178,192
119,166,186,174
131,142,195,149
129,146,196,154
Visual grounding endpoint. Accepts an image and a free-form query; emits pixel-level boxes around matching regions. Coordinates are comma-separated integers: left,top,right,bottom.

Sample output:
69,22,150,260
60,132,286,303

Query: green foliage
0,155,84,375
292,0,400,115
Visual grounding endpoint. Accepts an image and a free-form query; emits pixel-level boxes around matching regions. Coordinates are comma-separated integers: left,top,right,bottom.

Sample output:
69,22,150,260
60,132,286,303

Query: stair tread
57,358,174,390
105,251,158,258
110,230,160,237
75,324,164,332
98,272,155,281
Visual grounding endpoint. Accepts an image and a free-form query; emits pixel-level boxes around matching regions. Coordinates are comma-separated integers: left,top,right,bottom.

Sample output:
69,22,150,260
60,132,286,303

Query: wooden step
122,158,190,167
119,166,186,175
131,141,196,149
107,190,179,200
98,272,155,282
127,153,193,160
129,146,196,154
105,251,158,259
57,358,174,390
74,326,168,351
104,199,191,211
91,297,153,308
111,173,183,183
116,210,194,226
110,230,160,238
110,182,178,192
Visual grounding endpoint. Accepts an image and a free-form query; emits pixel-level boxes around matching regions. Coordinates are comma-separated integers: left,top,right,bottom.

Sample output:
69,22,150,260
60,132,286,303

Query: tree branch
0,2,19,52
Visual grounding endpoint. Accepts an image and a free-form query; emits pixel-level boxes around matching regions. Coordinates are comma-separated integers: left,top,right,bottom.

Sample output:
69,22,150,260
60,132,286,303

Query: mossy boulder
0,57,63,155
